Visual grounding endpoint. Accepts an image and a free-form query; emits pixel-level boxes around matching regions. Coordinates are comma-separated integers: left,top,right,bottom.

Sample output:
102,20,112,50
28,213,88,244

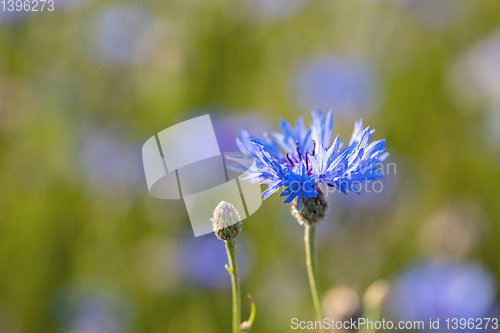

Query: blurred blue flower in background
402,0,468,30
69,297,124,333
230,109,388,207
239,0,307,23
176,235,250,289
385,259,497,322
291,57,380,117
450,29,500,108
449,29,500,153
79,126,144,193
53,0,89,11
211,112,271,153
0,6,29,23
53,287,134,333
368,0,468,30
89,4,157,64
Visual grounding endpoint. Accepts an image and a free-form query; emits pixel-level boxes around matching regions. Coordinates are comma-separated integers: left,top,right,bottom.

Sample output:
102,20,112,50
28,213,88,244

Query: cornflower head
229,108,388,225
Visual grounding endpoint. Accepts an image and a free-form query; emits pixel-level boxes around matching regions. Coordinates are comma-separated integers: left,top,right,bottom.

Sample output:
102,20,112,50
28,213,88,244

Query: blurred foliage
1,0,500,332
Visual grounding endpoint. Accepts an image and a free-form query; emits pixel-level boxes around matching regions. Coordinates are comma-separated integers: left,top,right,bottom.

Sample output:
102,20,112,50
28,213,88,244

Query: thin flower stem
305,224,327,333
241,294,256,332
226,240,241,333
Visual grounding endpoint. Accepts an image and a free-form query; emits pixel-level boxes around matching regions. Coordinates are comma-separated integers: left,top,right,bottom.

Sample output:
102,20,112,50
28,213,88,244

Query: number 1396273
2,0,54,12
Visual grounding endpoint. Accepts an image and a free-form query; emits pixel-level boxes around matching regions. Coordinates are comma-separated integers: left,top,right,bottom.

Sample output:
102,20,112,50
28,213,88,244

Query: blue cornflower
230,108,388,209
386,259,496,322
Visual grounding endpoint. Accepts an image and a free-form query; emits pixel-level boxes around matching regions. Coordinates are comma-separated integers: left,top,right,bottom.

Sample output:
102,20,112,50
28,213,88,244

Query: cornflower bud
212,201,243,240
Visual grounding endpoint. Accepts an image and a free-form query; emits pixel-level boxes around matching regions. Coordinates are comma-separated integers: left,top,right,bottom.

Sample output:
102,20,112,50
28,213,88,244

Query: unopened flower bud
291,185,328,226
212,201,243,241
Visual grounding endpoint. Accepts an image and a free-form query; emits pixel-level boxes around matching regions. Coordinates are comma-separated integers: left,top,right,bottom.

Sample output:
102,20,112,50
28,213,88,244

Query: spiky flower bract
229,108,389,209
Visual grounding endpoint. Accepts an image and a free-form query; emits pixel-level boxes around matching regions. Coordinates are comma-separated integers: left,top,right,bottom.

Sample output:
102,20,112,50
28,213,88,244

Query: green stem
305,224,327,333
226,240,241,333
241,294,256,332
362,307,381,333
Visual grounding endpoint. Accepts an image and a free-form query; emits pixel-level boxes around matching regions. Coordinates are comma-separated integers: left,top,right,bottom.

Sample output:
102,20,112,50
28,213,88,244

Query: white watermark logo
142,114,262,237
291,317,499,331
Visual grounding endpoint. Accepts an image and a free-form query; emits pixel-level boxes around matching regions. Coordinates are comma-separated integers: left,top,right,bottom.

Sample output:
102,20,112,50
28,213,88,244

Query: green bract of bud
212,201,243,241
291,185,328,226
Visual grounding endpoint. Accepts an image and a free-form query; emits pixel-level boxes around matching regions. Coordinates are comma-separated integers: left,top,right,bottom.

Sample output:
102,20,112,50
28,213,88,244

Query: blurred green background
1,0,500,332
